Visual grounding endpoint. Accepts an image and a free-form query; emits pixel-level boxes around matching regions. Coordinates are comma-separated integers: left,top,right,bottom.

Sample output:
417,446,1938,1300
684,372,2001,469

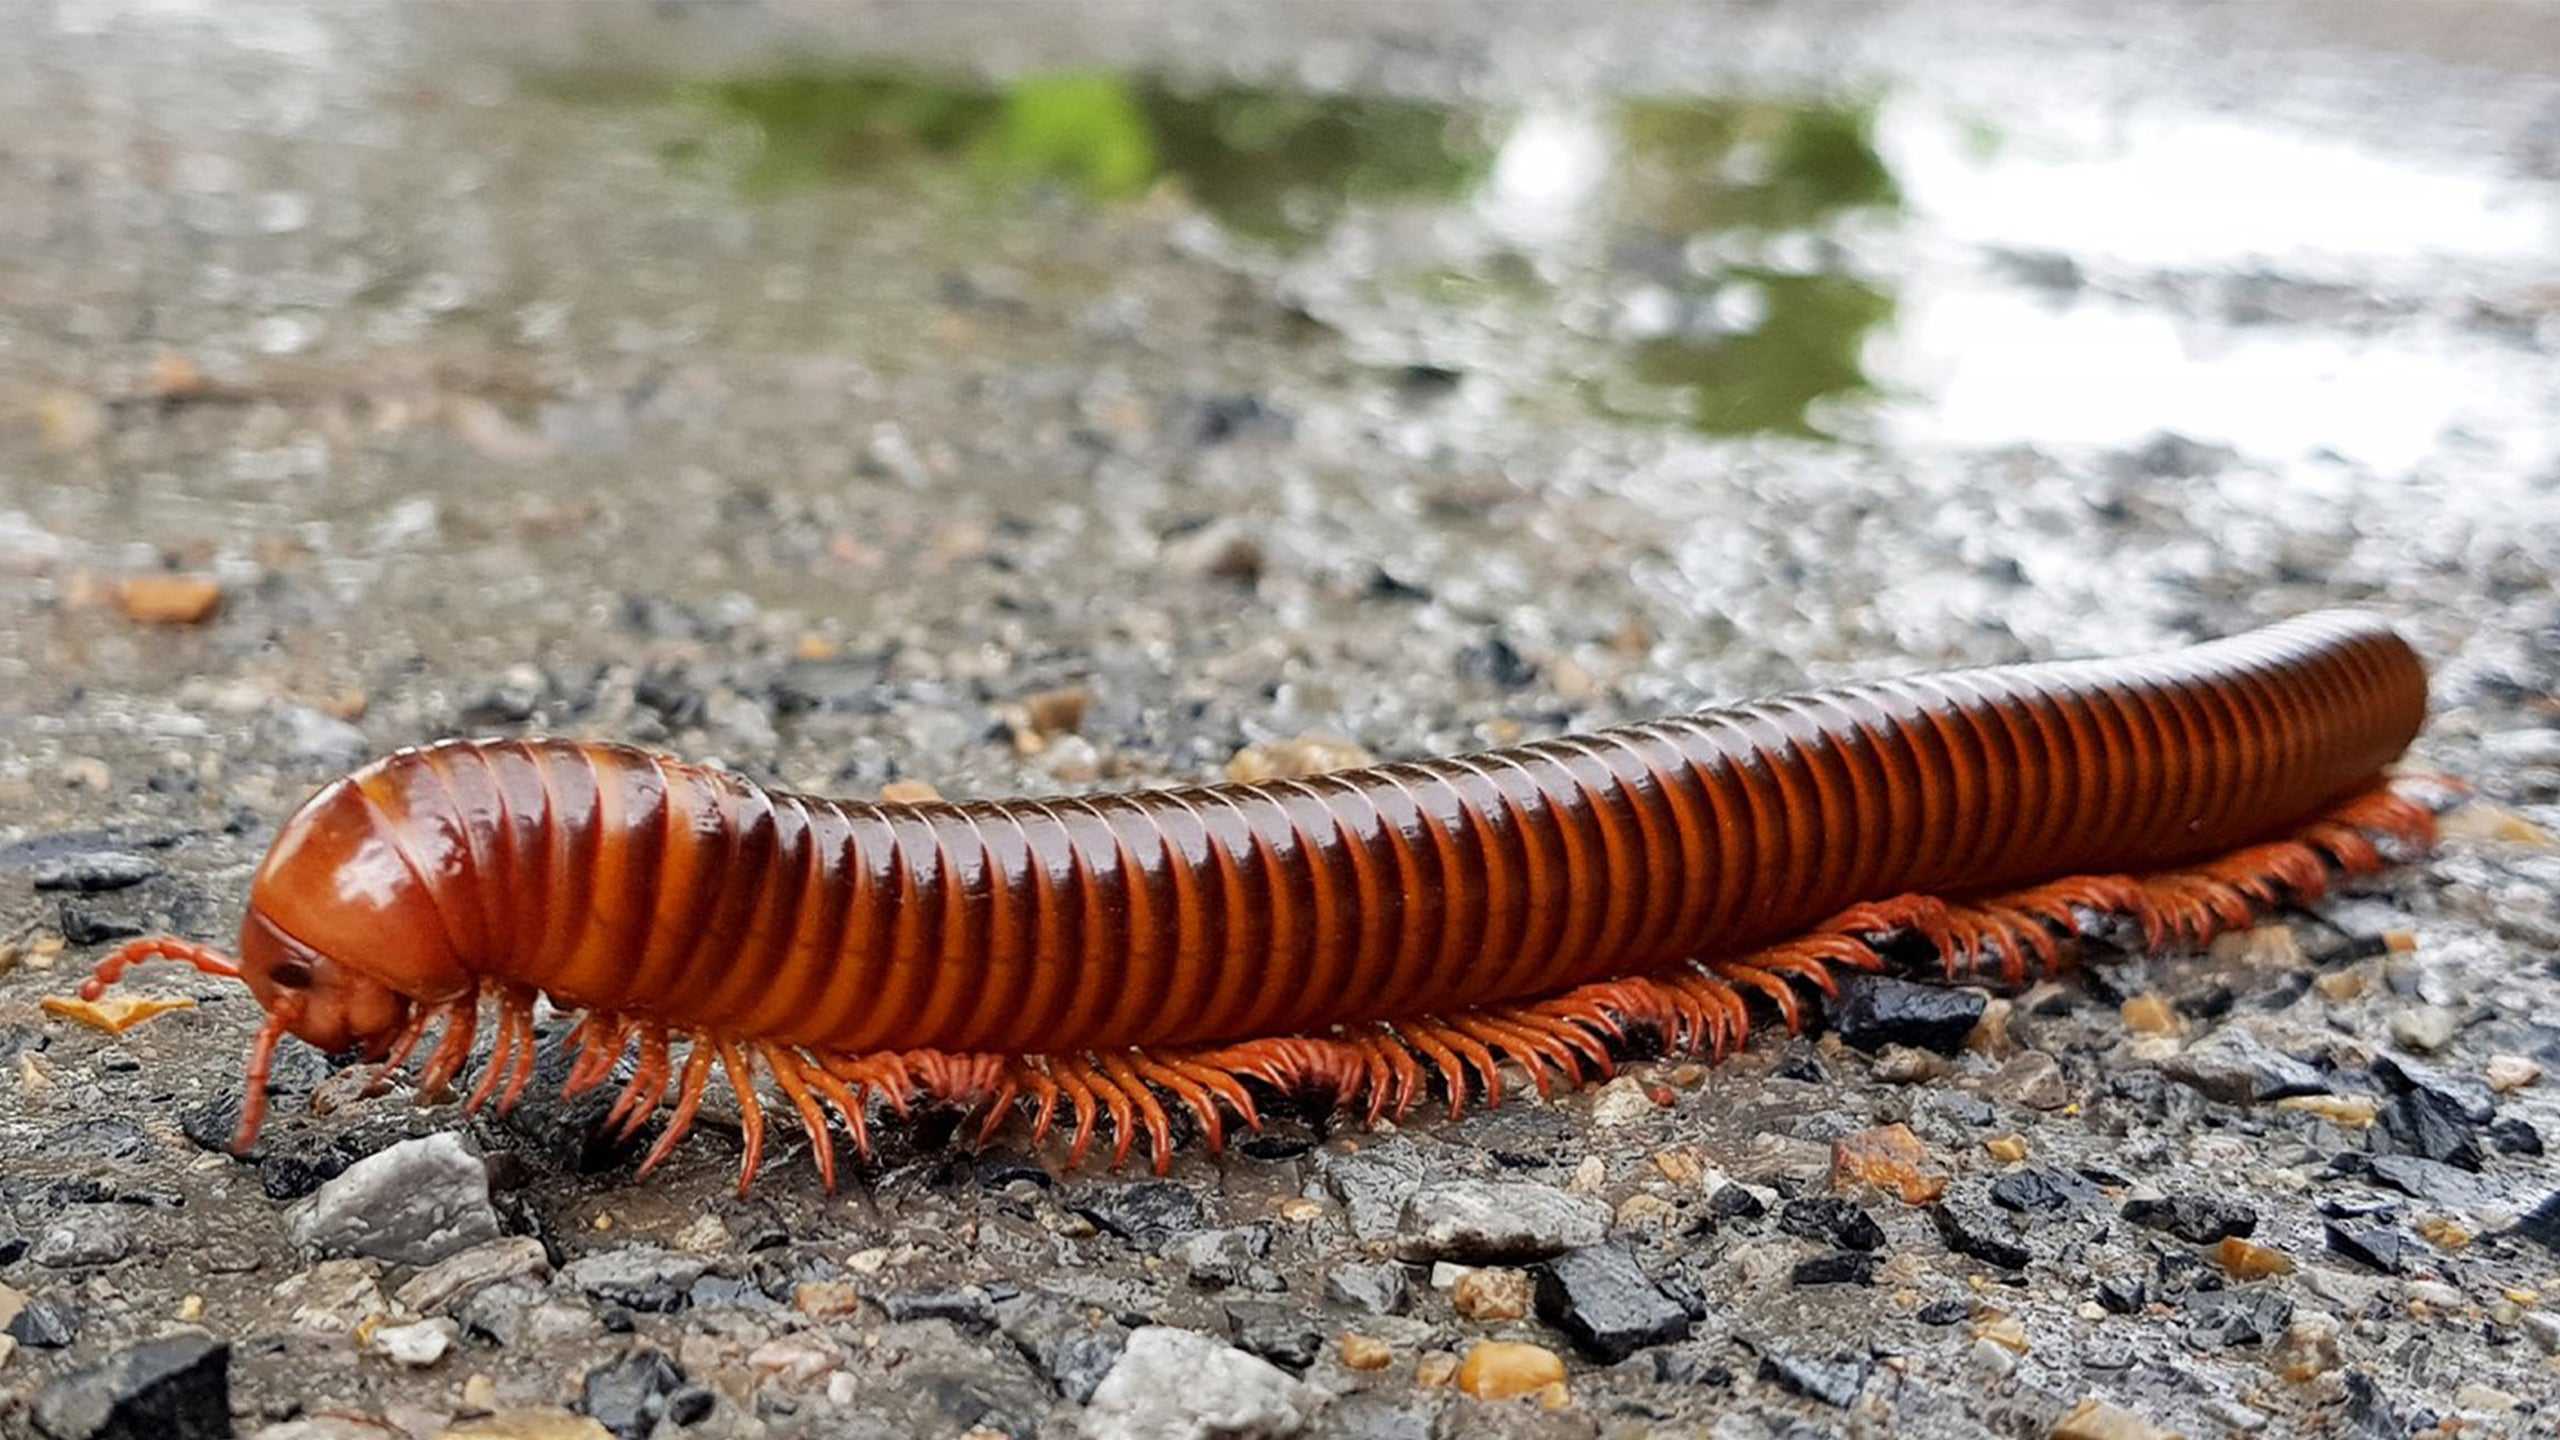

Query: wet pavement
2,2,2558,1437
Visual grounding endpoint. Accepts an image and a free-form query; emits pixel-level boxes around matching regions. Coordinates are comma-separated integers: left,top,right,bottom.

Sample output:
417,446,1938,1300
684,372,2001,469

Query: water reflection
539,61,1902,439
688,67,1494,239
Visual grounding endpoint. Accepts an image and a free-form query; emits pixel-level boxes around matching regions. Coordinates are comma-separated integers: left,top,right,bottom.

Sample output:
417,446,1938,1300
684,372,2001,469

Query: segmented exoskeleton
84,610,2444,1192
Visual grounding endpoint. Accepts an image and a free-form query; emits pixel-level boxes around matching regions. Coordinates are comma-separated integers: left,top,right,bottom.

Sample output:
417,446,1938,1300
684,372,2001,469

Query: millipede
81,609,2447,1194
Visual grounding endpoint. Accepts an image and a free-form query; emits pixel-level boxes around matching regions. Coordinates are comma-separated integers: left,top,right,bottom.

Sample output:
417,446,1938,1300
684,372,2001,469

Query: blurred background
3,3,2559,1437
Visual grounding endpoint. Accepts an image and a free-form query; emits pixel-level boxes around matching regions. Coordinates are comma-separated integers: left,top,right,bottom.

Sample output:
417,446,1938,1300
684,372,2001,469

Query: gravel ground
4,3,2559,1437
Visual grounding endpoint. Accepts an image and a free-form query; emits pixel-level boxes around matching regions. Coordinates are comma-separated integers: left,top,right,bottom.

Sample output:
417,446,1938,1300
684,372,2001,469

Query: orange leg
79,937,239,1001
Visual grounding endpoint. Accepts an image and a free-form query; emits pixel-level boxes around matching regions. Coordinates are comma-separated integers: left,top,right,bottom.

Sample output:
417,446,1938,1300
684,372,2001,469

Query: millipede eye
270,960,315,989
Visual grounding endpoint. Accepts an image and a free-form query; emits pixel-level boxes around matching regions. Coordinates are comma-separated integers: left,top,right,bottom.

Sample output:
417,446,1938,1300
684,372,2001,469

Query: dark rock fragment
29,1334,228,1440
1988,1167,2098,1216
29,852,160,893
1790,1251,1878,1287
581,1348,686,1440
7,1295,81,1348
1076,1180,1208,1251
1222,1301,1322,1373
1755,1347,1870,1408
2183,1290,2293,1349
1829,975,1985,1054
1533,1246,1692,1362
1776,1197,1882,1252
1929,1202,2031,1270
2095,1276,2146,1315
2122,1194,2257,1244
2324,1221,2412,1274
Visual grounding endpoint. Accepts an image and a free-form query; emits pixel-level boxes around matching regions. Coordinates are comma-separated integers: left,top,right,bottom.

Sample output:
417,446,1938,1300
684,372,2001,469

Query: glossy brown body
261,610,2425,1056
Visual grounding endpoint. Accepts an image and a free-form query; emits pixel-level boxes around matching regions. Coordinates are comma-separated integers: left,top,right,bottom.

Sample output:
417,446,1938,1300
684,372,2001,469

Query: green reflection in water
1601,97,1901,436
1620,271,1895,438
675,65,1489,240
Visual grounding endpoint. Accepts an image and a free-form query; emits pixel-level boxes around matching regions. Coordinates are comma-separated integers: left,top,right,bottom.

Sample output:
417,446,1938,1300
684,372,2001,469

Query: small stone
1972,1313,2029,1353
2323,1222,2410,1274
1532,1247,1690,1362
1830,975,1986,1054
1791,1252,1878,1286
2387,1007,2455,1054
2452,1382,2517,1414
1079,1327,1325,1439
2405,1278,2463,1310
2163,1027,2330,1104
1225,736,1375,784
1222,1302,1322,1374
266,705,370,768
793,1281,864,1319
746,1336,836,1386
2051,1396,2177,1440
1454,1340,1565,1400
1414,1352,1458,1388
1170,1226,1274,1289
2120,995,2180,1035
1323,1262,1410,1316
996,1292,1128,1406
1451,1268,1533,1322
1779,1198,1884,1251
2215,1238,2293,1279
1395,1182,1608,1263
7,1295,80,1349
1968,1338,2016,1376
2094,1276,2146,1316
2276,1095,2376,1127
1984,1050,2073,1110
1966,998,2014,1057
374,1318,457,1368
2314,969,2368,1001
878,779,942,804
1827,1123,1947,1204
1338,1334,1391,1371
1079,1180,1209,1250
1931,1202,2031,1270
1589,1076,1657,1126
1650,1148,1703,1185
29,1334,229,1440
287,1133,500,1266
2520,1311,2560,1354
116,574,223,625
2268,1312,2342,1380
29,853,161,893
2122,1194,2256,1244
32,1210,129,1268
395,1237,551,1315
1984,1134,2028,1163
1873,1045,1950,1083
560,1248,708,1313
2185,1289,2294,1349
1754,1347,1869,1408
2486,1055,2541,1092
1989,1167,2098,1216
2414,1216,2471,1250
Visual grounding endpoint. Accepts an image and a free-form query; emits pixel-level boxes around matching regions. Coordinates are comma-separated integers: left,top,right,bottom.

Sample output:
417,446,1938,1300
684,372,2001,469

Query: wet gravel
5,1,2560,1437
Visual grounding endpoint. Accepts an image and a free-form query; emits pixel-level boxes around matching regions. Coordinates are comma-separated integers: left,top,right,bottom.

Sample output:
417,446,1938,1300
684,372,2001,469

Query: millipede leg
714,1039,767,1196
414,995,480,1102
1099,1053,1175,1175
364,1002,439,1096
228,1003,300,1154
757,1042,839,1194
801,1056,875,1162
635,1044,717,1180
78,937,240,1002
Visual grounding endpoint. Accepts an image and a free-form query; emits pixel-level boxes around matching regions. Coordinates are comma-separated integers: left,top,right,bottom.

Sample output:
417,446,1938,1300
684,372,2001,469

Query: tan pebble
2208,925,2304,969
1613,1194,1675,1231
2500,1285,2538,1304
461,1373,499,1412
1965,998,2013,1058
2486,1054,2542,1092
148,350,206,397
1225,735,1375,784
794,631,839,662
1971,1314,2028,1353
1339,1333,1392,1370
2119,994,2179,1035
436,1411,612,1440
1874,1044,1949,1083
2313,968,2369,1001
2275,1094,2376,1128
794,1281,864,1319
176,1294,203,1323
117,574,224,625
1275,1197,1328,1224
2383,931,2417,953
1455,1340,1565,1400
0,1333,15,1369
673,1215,729,1255
1983,1134,2029,1163
878,779,943,804
2269,1312,2342,1381
1590,1075,1657,1126
36,389,106,450
1651,1147,1703,1186
1452,1268,1533,1322
845,1247,891,1275
1668,1063,1705,1087
1829,1123,1948,1205
1567,1155,1606,1194
1414,1352,1458,1388
2215,1238,2294,1279
2415,1216,2471,1250
2076,1301,2106,1321
1020,687,1090,737
2438,801,2556,847
2050,1396,2178,1440
1534,1380,1570,1410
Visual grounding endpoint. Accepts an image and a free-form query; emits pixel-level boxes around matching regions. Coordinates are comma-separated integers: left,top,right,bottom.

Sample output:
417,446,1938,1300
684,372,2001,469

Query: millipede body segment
84,610,2444,1191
